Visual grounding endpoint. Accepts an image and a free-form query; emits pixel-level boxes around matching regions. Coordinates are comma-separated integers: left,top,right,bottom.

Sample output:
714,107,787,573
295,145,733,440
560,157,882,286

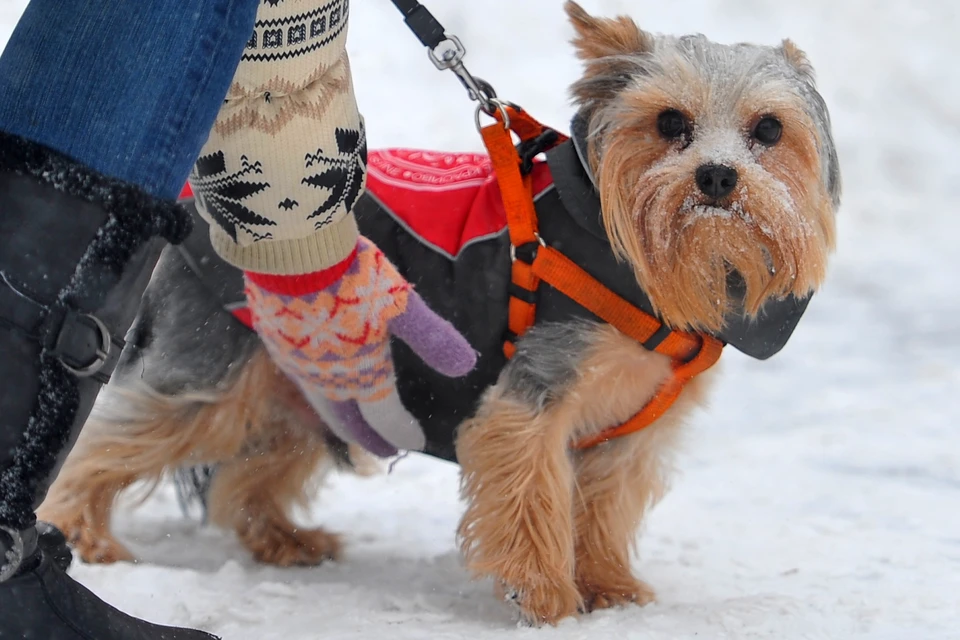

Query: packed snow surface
2,1,958,638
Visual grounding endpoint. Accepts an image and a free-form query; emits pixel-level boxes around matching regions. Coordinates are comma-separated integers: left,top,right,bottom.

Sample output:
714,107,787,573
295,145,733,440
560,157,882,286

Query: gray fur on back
500,321,600,411
115,245,259,395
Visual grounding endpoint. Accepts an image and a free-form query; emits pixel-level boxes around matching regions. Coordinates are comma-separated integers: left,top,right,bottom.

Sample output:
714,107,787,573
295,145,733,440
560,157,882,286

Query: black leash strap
390,0,446,49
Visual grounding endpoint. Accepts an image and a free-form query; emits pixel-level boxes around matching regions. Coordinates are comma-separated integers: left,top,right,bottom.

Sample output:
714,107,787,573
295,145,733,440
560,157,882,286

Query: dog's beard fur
595,100,835,332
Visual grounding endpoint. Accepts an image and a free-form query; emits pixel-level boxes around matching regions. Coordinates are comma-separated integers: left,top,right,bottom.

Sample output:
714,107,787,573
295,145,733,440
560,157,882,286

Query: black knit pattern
303,124,367,228
190,151,275,243
243,0,348,62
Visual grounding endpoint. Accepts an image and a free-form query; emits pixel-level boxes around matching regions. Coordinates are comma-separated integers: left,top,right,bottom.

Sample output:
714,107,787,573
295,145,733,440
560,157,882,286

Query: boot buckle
0,525,25,583
53,311,113,380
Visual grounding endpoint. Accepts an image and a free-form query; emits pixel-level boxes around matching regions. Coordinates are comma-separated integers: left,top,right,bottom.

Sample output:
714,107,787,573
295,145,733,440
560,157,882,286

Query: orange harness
480,106,724,450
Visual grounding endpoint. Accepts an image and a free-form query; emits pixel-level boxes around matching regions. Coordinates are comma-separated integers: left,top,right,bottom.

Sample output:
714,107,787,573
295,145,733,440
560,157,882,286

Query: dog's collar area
481,106,724,449
546,116,607,244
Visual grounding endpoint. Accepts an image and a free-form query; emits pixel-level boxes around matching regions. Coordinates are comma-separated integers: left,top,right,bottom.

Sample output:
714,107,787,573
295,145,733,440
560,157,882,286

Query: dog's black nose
695,164,738,199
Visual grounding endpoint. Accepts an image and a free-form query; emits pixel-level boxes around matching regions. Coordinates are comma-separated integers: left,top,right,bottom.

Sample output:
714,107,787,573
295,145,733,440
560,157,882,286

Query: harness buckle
518,129,561,175
510,233,546,264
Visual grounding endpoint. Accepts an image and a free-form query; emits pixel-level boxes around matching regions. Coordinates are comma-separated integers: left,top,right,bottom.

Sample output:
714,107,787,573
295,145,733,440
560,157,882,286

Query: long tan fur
38,349,343,566
457,325,714,624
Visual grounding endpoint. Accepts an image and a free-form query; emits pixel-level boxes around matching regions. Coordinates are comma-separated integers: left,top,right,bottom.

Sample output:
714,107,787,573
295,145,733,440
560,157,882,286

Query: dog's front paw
242,522,341,567
65,524,135,565
498,578,584,626
578,577,655,612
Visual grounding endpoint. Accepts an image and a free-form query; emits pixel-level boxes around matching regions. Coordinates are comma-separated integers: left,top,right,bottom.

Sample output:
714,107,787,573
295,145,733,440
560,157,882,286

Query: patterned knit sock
244,237,477,457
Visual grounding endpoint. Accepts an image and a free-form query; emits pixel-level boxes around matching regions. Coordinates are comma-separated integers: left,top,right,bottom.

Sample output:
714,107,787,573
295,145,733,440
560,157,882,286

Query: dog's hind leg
206,413,342,567
35,411,141,564
38,350,277,564
195,351,352,567
37,388,238,564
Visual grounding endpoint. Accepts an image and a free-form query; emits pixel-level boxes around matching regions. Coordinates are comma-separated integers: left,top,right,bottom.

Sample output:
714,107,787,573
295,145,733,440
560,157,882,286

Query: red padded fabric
366,148,553,258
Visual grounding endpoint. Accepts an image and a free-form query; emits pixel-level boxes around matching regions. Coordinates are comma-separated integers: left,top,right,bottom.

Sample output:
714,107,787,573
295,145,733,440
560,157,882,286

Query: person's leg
0,1,259,638
0,0,254,199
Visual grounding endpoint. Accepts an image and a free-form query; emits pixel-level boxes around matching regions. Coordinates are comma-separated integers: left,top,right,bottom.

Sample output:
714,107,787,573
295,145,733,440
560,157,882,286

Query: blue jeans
0,0,260,200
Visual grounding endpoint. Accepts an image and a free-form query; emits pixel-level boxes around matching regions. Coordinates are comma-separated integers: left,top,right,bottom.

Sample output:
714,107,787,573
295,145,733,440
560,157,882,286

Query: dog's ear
780,39,817,85
565,2,653,111
565,1,653,61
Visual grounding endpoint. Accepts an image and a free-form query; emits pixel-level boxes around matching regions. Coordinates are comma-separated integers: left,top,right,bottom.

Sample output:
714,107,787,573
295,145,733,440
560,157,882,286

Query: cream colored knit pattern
190,0,364,274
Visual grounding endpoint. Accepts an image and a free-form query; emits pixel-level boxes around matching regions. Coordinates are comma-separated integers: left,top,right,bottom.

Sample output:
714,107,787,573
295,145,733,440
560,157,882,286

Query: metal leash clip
428,36,496,110
430,34,521,132
391,0,518,130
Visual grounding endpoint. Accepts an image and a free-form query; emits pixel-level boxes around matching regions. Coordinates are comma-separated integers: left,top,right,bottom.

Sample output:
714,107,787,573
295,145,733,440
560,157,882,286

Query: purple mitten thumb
389,291,477,377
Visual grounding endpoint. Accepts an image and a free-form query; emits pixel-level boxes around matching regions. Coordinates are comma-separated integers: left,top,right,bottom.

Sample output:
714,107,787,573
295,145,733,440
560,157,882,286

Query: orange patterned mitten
244,237,476,457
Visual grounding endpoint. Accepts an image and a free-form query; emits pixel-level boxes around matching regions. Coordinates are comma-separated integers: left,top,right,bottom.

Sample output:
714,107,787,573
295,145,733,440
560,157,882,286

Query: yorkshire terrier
39,2,840,626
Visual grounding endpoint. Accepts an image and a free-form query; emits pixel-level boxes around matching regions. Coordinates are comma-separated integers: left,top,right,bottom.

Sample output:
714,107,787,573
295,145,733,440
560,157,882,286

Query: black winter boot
0,132,218,639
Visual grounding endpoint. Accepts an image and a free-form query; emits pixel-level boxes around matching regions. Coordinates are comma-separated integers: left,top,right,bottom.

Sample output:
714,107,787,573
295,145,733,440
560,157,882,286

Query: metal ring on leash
509,233,547,263
473,77,500,114
475,90,527,133
475,99,512,132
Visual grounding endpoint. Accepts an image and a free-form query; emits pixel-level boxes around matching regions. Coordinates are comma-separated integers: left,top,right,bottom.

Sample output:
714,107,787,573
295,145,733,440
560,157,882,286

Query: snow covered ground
3,1,960,638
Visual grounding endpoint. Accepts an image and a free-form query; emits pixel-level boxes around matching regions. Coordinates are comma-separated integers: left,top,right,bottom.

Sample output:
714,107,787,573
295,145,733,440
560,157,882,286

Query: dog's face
565,1,840,333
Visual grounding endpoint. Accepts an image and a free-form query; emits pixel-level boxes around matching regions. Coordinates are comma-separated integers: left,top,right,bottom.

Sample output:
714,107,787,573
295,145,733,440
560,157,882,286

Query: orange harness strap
480,113,551,358
480,106,724,449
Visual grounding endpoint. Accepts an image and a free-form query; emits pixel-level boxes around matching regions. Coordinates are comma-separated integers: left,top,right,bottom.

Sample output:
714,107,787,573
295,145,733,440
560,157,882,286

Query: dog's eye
657,109,689,140
753,117,783,145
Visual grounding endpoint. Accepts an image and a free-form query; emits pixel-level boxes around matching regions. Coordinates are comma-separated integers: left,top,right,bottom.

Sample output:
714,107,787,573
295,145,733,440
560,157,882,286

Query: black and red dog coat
130,118,810,462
